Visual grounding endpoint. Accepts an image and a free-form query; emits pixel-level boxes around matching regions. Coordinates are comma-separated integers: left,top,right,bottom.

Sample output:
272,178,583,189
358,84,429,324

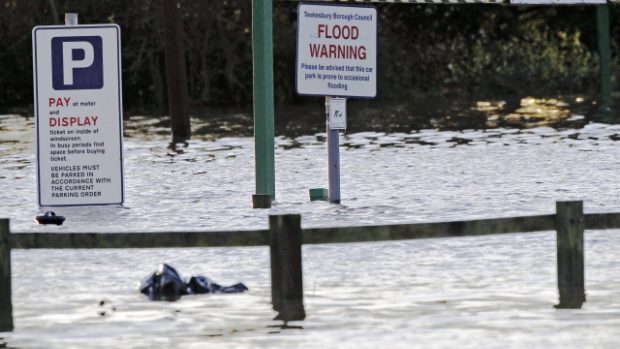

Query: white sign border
295,2,378,99
32,24,125,207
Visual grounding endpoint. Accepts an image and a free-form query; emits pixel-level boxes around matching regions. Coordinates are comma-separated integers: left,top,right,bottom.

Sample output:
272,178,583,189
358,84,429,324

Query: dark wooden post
162,0,191,148
0,219,13,332
554,201,586,309
269,214,306,321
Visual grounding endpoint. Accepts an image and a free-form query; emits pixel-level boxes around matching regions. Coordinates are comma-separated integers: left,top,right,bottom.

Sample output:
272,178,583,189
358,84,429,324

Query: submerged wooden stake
269,214,306,321
0,219,13,332
555,201,586,309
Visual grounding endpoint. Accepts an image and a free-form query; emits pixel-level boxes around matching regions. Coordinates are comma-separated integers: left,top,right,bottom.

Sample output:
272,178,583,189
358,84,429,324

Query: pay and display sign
296,3,377,98
33,25,124,206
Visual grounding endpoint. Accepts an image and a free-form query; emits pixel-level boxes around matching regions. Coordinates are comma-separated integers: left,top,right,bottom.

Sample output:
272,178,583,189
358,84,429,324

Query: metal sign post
65,13,78,25
297,3,377,204
326,97,346,203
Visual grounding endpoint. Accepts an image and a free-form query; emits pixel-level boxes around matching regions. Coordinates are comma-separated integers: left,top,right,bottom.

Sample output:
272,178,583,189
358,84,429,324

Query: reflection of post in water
162,0,191,150
266,323,303,332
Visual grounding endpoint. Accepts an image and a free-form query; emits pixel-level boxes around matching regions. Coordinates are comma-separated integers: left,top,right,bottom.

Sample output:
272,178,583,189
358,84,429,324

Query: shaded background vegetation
0,0,618,114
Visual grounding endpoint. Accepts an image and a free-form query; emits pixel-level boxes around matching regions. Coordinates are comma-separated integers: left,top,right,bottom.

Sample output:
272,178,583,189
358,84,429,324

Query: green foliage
375,5,601,100
0,1,616,112
441,27,597,96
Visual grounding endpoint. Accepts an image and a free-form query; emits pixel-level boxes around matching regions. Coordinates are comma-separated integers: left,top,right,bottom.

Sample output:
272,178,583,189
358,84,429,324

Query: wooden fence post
0,219,13,332
269,214,306,322
555,201,586,309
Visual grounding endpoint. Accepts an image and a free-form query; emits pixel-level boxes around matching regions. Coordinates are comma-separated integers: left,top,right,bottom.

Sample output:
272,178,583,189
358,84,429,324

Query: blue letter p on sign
52,36,103,90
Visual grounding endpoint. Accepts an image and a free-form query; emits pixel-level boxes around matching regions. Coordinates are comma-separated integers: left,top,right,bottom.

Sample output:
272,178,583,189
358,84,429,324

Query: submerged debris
139,263,248,301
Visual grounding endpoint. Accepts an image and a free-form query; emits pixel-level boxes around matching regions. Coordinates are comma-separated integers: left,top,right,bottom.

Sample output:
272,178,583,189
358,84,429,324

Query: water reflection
2,102,620,348
267,323,304,332
271,95,602,136
118,94,609,141
5,105,620,233
2,95,607,145
196,323,302,338
0,338,19,349
475,97,587,129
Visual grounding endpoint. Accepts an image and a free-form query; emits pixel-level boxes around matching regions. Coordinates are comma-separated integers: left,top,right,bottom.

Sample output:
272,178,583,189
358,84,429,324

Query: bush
0,1,615,113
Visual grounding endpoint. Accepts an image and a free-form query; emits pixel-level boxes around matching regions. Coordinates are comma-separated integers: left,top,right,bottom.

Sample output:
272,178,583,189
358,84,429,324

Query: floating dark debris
35,211,65,225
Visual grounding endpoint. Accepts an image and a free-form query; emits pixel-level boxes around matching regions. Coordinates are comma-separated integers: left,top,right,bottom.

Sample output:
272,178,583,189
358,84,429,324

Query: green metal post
252,0,276,200
596,4,612,111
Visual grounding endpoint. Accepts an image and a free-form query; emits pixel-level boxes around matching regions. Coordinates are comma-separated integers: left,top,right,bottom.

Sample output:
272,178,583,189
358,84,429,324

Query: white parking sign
33,25,124,206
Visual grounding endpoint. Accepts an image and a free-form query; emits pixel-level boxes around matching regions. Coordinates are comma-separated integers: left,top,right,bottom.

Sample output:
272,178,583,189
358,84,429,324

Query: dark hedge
0,1,617,113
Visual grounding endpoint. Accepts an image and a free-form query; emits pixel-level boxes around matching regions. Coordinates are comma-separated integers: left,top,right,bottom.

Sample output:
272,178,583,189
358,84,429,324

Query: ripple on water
1,114,620,348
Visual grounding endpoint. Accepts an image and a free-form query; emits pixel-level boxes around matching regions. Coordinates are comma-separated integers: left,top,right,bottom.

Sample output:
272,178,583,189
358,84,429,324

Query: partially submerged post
309,188,328,201
555,201,586,309
326,97,347,204
269,214,306,322
0,219,13,332
162,0,191,149
596,4,612,112
252,0,276,202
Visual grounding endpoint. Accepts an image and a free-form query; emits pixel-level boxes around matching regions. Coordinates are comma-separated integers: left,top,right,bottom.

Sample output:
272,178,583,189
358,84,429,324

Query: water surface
1,110,619,348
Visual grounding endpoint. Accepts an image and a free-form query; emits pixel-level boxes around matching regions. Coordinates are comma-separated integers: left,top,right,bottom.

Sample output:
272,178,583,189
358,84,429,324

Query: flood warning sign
296,3,377,98
33,25,124,206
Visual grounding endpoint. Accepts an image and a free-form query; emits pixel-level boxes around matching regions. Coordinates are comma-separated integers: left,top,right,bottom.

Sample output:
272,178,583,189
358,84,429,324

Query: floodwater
1,97,619,348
